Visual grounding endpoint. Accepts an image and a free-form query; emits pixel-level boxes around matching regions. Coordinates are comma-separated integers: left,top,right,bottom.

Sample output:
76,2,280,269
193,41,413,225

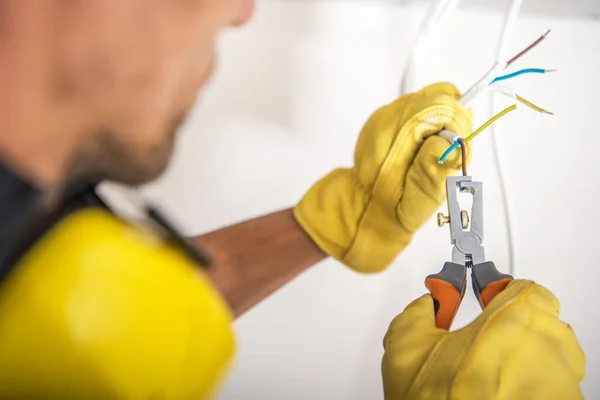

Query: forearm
193,208,327,318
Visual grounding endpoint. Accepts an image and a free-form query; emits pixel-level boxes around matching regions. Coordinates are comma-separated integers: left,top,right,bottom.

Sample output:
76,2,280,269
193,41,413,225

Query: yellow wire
516,95,553,115
464,104,518,142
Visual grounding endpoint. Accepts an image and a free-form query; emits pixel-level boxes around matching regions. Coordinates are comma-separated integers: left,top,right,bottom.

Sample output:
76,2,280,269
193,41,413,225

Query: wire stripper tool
425,175,514,330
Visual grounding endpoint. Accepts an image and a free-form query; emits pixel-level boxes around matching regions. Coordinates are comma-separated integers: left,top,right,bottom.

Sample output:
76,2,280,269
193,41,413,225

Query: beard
62,47,214,188
68,113,186,187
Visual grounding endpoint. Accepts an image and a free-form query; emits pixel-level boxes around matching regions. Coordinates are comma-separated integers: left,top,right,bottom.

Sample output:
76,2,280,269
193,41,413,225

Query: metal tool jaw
444,176,485,267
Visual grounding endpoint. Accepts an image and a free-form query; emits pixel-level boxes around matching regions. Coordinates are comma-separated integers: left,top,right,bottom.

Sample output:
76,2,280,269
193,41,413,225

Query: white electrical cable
423,0,461,54
496,0,525,62
490,0,524,277
488,84,517,98
400,0,522,279
400,0,449,94
400,0,461,95
458,0,523,108
459,62,506,106
438,130,459,143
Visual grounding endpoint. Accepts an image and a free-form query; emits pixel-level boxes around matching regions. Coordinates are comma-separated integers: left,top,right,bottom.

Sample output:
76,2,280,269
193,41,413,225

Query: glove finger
383,294,438,349
484,280,586,382
354,94,470,198
489,280,559,316
528,282,562,315
397,135,466,233
557,322,587,381
520,299,586,382
521,283,586,381
416,82,462,99
381,295,447,399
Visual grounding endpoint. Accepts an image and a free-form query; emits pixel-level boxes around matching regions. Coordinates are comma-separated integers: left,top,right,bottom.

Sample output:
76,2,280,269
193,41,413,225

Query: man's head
0,0,253,187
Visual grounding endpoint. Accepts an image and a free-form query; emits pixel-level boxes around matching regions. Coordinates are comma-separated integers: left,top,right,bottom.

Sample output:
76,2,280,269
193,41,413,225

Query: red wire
506,29,551,67
457,138,468,177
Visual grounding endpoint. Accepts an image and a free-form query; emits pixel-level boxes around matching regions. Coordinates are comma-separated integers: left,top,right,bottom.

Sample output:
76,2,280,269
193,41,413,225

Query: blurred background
102,0,600,398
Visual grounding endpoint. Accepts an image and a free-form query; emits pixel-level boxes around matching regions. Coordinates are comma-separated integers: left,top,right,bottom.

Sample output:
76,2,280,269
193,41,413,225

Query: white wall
103,1,600,398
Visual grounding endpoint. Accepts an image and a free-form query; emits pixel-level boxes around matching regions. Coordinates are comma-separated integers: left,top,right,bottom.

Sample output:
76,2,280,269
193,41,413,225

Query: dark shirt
0,159,106,281
0,157,211,283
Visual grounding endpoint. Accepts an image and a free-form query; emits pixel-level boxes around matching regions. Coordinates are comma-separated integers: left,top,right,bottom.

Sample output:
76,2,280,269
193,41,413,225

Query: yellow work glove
382,280,586,399
294,83,472,273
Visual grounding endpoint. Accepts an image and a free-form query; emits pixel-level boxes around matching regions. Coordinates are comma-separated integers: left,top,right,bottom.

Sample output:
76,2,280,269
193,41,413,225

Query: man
0,1,585,399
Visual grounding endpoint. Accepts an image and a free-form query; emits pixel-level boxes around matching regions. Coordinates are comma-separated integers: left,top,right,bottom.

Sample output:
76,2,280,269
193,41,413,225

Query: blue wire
490,68,546,84
438,141,460,164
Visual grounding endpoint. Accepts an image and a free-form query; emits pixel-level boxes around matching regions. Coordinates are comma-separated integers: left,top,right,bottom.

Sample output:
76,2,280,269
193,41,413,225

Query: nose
231,0,255,27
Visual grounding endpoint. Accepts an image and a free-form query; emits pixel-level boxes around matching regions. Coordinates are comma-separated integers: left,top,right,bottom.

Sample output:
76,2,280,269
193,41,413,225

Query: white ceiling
405,0,600,20
280,0,600,20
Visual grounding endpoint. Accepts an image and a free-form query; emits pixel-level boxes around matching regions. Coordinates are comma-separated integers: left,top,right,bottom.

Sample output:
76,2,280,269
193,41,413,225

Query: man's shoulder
0,182,111,280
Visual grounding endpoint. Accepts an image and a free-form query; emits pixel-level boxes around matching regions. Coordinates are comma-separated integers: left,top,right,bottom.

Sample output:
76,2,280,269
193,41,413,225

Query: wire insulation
438,142,460,164
489,85,554,115
490,68,546,84
457,138,468,176
464,104,517,142
506,29,551,67
438,104,517,164
460,62,506,105
461,28,550,106
489,84,517,98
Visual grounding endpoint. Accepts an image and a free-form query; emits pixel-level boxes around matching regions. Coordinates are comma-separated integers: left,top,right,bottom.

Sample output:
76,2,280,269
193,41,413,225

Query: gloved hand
382,280,586,399
294,83,472,273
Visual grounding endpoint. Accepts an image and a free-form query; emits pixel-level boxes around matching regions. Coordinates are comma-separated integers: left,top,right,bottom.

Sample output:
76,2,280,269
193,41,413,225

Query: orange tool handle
425,262,467,330
471,261,513,309
425,278,462,330
477,277,513,308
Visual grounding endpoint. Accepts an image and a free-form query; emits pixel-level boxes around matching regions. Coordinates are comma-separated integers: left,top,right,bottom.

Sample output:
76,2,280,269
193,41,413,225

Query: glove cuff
294,169,410,273
293,168,361,265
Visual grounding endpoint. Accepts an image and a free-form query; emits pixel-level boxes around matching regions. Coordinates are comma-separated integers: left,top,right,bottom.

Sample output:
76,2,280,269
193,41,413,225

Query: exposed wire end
515,94,553,115
438,106,515,165
545,68,557,73
506,29,551,67
439,104,517,164
490,68,546,84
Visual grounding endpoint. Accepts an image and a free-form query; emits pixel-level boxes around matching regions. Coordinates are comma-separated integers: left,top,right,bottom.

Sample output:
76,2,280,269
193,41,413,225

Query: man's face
56,0,254,185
